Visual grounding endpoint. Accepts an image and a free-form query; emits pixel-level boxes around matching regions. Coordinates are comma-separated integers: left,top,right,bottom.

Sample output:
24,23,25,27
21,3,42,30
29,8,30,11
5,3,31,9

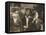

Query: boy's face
12,10,19,18
21,8,26,14
26,9,30,15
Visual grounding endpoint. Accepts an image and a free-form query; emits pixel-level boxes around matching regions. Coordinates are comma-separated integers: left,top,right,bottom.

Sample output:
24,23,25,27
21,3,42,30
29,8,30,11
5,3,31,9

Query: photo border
5,1,45,33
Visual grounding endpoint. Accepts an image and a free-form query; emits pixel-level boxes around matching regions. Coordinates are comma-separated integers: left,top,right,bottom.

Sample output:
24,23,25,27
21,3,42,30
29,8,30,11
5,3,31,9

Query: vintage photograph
9,2,45,32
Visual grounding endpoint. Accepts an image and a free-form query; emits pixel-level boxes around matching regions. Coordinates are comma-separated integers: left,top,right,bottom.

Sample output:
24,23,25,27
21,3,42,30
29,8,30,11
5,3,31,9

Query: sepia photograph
5,2,45,33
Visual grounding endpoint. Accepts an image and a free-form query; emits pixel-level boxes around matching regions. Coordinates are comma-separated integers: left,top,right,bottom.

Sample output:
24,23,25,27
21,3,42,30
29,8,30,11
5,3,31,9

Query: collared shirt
24,16,32,28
